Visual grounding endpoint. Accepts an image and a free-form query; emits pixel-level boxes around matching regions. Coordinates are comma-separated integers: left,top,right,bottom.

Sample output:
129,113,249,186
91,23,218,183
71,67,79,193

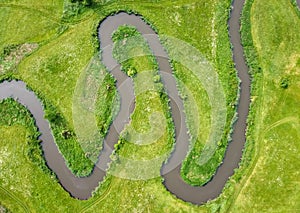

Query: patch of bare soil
0,43,38,74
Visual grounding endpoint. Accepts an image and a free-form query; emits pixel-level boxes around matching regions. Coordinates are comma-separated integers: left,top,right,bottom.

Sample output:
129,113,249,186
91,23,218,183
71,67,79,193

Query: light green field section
230,0,300,212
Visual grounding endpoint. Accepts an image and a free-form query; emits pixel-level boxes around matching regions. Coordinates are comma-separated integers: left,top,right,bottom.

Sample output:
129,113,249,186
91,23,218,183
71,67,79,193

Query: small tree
61,129,73,139
280,77,289,89
127,66,137,77
153,75,161,83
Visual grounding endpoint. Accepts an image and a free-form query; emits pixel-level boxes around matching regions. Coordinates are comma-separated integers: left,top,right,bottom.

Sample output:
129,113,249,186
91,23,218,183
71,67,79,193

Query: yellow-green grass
0,0,240,211
100,0,238,185
0,99,83,212
14,15,115,176
85,177,207,213
0,0,63,17
17,17,96,126
2,0,238,180
0,1,62,51
229,0,300,212
0,126,80,212
0,124,205,213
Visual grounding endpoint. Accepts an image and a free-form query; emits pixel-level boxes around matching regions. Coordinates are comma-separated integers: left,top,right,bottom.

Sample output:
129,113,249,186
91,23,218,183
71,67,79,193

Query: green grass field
0,100,82,212
0,0,238,211
0,99,203,212
228,0,300,212
2,0,298,212
1,0,238,179
0,100,204,212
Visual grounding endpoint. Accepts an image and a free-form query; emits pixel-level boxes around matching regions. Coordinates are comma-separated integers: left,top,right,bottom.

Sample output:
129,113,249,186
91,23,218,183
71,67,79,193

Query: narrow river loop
0,0,250,205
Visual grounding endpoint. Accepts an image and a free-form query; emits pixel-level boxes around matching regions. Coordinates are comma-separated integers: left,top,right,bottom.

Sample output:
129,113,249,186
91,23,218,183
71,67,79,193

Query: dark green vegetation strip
44,100,95,176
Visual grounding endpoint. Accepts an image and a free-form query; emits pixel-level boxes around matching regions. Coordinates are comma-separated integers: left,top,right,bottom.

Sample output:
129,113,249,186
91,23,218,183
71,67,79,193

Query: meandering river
0,0,250,204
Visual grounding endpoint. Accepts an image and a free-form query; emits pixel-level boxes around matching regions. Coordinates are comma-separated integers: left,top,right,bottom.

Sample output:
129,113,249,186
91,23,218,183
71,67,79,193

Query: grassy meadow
0,0,280,212
227,0,300,212
1,0,238,180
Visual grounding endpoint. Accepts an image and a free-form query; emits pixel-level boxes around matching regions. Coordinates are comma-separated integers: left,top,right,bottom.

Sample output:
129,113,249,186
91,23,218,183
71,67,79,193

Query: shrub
112,25,140,42
70,0,93,6
1,44,18,58
127,66,137,77
280,77,289,89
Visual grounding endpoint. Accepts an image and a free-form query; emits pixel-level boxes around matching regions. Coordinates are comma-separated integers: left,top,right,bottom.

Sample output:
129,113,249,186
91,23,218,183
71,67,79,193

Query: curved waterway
0,0,250,204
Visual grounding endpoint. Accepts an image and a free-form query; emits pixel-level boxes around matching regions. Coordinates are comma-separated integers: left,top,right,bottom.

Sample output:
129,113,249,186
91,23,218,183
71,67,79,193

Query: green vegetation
0,114,81,212
95,74,117,139
280,77,290,89
170,0,238,185
0,0,116,177
1,0,238,181
0,99,79,212
0,43,39,74
62,0,95,20
109,25,175,178
0,0,267,212
10,13,116,176
44,100,95,176
96,0,239,186
0,99,48,174
228,0,300,212
0,99,200,212
0,1,62,50
70,0,93,6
